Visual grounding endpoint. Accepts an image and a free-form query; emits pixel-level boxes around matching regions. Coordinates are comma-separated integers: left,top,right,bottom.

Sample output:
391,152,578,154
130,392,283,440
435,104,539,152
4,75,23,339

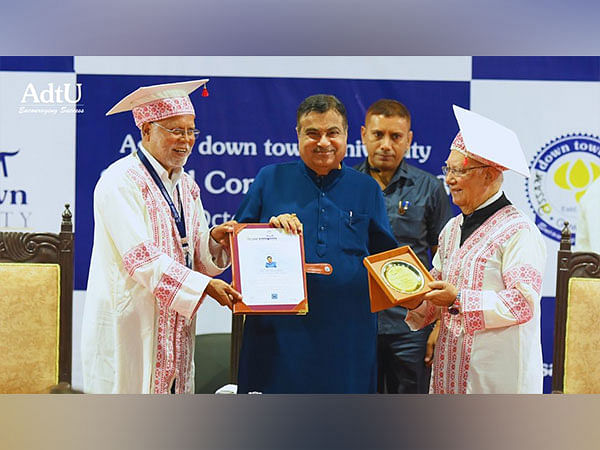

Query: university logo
526,134,600,241
21,82,82,104
18,82,84,114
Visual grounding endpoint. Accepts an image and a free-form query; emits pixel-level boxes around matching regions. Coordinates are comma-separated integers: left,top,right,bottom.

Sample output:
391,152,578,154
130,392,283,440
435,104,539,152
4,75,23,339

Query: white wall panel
75,56,471,81
0,72,77,232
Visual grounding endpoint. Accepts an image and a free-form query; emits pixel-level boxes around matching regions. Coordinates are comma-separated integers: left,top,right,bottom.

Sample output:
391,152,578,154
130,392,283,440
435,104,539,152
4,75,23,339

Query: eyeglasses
441,165,491,177
152,122,200,138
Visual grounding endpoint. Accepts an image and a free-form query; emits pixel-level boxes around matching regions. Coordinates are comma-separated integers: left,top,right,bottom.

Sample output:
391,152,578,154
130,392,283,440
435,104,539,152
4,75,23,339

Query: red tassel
202,86,209,97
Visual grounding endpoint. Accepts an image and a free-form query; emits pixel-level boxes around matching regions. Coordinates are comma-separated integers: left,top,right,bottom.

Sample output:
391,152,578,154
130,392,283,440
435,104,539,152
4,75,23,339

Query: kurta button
321,193,325,197
320,226,325,231
321,208,325,213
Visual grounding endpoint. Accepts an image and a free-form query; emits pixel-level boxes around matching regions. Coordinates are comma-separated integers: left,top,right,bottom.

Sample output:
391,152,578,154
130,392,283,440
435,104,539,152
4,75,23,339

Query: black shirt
460,192,512,246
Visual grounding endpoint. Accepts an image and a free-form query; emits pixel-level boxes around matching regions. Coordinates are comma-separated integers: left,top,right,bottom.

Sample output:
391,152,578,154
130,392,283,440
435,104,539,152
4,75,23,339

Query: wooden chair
230,314,244,385
0,205,74,393
552,222,600,393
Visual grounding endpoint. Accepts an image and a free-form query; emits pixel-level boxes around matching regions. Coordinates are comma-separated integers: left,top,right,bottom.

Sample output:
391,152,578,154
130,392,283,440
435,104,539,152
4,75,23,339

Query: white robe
81,147,229,394
406,203,546,393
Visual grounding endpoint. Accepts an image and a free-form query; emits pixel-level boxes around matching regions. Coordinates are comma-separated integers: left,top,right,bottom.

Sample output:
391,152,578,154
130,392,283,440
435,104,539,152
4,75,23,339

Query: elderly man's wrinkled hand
205,279,242,310
424,281,458,307
269,213,303,235
210,220,237,248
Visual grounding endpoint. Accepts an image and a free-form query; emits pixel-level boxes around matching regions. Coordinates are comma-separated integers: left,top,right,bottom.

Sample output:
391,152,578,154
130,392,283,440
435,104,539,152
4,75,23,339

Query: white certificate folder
230,223,332,315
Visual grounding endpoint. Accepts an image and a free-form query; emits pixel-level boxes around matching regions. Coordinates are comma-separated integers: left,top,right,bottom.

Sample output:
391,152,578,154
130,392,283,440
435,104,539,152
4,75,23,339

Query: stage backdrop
2,56,599,393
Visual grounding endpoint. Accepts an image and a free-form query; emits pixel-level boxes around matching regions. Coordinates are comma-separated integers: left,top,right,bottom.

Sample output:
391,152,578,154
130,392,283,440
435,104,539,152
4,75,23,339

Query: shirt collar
300,160,344,187
361,158,411,187
474,189,503,212
387,159,410,186
138,144,183,187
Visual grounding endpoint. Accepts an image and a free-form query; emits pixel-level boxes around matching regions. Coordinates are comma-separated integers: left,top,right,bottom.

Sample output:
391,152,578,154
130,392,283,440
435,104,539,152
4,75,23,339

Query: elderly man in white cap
405,105,546,394
81,80,242,394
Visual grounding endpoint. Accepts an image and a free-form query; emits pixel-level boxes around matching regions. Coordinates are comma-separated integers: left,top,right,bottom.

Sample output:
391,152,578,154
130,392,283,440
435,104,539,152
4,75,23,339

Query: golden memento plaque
381,260,424,294
363,245,434,313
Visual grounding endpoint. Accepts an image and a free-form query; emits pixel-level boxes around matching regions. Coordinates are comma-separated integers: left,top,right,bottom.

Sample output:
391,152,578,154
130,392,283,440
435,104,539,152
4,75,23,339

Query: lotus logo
526,134,600,242
0,150,19,177
553,159,600,202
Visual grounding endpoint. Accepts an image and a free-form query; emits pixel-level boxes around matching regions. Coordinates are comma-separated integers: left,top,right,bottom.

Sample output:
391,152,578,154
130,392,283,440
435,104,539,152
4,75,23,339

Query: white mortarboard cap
451,105,530,178
106,79,209,128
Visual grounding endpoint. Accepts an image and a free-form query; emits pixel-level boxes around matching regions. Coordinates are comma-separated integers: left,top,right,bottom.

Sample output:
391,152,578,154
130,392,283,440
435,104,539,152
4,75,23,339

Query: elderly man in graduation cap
81,80,242,394
405,105,546,394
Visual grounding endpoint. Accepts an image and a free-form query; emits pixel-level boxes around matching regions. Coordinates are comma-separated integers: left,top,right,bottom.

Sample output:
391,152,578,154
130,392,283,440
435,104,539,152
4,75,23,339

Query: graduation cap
106,79,209,129
450,105,530,178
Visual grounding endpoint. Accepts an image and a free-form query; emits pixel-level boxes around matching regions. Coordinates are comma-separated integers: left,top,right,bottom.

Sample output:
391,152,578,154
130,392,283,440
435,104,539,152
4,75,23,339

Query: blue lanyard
137,149,191,268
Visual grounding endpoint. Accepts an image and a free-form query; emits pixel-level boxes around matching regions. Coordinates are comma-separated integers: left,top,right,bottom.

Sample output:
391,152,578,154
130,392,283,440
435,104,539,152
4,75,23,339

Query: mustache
313,147,335,154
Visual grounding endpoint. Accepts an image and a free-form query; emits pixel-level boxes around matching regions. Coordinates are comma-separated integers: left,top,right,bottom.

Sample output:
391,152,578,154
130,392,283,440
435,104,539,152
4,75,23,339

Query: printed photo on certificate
232,224,307,311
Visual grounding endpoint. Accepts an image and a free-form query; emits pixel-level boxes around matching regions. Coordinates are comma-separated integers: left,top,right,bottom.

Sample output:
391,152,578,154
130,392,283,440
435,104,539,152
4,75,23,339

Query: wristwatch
448,291,460,315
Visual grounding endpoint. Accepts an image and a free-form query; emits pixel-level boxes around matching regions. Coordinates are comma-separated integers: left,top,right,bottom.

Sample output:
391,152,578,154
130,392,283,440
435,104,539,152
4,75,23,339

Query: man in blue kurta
235,94,398,393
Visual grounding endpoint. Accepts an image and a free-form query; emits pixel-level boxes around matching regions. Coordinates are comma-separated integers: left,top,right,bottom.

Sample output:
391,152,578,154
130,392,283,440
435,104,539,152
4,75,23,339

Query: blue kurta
235,161,397,393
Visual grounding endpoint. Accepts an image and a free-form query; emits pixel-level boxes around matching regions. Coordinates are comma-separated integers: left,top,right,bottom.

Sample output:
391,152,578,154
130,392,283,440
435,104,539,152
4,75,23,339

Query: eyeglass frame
441,165,492,177
151,122,200,138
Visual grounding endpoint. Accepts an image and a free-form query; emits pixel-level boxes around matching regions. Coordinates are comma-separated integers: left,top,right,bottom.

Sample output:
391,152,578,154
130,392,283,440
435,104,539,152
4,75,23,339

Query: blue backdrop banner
75,74,469,290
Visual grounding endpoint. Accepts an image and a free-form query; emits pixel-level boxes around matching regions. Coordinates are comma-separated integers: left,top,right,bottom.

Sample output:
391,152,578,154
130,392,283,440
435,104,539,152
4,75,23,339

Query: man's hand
210,220,237,248
205,279,242,310
403,297,424,310
423,281,458,307
424,321,440,367
269,213,303,234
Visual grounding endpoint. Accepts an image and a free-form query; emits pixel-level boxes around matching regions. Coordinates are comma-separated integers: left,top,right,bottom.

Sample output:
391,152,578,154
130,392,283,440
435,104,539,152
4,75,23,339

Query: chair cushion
0,263,61,393
564,277,600,393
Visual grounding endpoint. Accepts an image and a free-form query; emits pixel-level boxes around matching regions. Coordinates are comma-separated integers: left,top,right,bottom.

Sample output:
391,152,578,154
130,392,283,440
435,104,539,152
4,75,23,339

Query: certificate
230,224,309,314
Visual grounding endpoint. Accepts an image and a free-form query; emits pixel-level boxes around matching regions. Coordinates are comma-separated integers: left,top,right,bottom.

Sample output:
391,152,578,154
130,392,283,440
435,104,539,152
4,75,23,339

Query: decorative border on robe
154,262,190,308
461,290,485,334
125,162,198,394
123,240,161,276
